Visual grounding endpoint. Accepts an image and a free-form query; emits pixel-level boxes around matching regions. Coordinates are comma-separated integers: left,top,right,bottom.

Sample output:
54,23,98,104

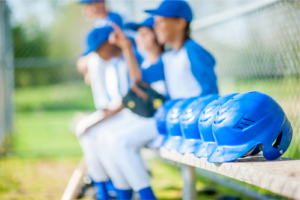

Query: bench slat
160,148,300,199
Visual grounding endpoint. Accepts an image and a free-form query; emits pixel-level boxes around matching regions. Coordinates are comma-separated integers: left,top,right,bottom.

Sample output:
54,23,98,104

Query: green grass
15,82,95,112
12,82,90,158
12,110,82,158
1,83,88,198
0,157,81,200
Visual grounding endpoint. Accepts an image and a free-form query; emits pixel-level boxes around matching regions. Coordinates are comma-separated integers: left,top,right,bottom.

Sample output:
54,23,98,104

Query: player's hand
103,109,115,118
80,104,124,138
76,54,90,75
109,23,132,50
82,110,112,135
84,72,91,85
131,84,149,102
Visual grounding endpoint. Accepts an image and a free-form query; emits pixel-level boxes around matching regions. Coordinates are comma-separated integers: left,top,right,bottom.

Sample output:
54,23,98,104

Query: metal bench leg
181,164,197,200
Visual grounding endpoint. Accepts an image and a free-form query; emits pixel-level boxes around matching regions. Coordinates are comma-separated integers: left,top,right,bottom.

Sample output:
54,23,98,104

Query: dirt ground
0,157,81,200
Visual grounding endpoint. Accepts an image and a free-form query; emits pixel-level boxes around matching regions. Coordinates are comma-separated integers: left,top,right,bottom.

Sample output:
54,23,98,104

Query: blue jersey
141,56,165,84
162,39,218,99
140,56,167,96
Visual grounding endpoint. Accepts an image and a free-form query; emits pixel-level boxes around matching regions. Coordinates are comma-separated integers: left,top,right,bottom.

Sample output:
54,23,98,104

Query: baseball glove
122,81,168,117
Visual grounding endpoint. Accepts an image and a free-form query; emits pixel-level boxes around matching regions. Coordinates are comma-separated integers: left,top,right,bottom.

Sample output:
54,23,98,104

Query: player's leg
93,109,135,199
77,112,111,200
107,116,158,200
79,133,111,199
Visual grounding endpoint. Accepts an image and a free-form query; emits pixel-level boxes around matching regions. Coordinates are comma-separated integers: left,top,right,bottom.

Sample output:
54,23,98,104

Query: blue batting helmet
194,93,238,158
178,94,219,154
149,99,181,149
162,98,197,151
208,91,293,163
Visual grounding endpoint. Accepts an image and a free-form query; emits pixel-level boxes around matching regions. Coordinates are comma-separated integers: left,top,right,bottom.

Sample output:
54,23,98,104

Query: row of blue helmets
150,91,293,163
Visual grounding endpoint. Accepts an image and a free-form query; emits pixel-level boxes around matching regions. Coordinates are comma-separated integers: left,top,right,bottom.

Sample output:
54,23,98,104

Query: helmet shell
149,99,181,149
194,93,238,158
162,98,197,150
177,94,219,154
208,91,293,163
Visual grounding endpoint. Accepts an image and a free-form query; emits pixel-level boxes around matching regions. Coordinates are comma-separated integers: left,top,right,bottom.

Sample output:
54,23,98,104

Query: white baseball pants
77,110,132,189
77,109,159,191
102,113,159,192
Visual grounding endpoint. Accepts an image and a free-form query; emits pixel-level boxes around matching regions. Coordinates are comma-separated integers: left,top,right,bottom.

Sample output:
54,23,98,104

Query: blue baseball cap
79,0,105,3
106,12,123,28
81,26,113,56
124,17,155,31
145,0,193,23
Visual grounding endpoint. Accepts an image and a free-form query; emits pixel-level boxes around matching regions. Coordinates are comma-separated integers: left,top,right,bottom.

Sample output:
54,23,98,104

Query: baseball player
77,19,170,199
77,23,167,199
124,16,167,96
76,26,131,200
77,0,123,81
102,0,218,199
93,21,165,200
76,1,126,198
145,0,219,98
79,0,123,28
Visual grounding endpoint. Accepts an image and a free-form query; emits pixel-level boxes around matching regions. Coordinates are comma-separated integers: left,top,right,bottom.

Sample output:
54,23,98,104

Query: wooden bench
160,148,300,200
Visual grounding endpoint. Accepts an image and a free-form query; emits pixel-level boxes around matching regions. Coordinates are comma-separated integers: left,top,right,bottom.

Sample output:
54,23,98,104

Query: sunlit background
0,0,299,199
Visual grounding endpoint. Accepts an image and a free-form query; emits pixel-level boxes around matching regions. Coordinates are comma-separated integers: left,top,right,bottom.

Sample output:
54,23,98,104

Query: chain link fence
192,0,300,159
10,1,96,113
0,1,14,147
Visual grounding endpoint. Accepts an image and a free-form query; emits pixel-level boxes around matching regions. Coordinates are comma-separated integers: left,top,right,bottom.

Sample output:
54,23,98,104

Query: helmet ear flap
262,117,293,161
272,131,283,148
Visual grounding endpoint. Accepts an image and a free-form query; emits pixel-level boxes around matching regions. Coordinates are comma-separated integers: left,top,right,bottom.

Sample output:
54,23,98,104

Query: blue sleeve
108,12,123,28
141,57,165,84
186,40,219,95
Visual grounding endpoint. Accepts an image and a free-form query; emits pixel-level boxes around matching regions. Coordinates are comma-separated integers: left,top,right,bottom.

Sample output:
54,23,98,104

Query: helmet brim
177,139,202,154
149,134,167,149
162,136,183,151
194,141,218,158
207,142,257,163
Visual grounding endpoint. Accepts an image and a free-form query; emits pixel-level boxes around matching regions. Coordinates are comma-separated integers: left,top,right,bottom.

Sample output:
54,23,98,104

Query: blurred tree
47,3,93,57
13,23,48,58
12,2,92,87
